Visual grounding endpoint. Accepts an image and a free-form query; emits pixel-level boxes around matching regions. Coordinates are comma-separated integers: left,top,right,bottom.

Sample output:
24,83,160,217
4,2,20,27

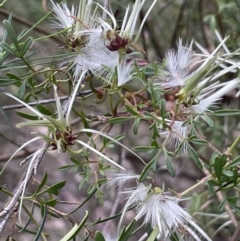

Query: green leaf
59,211,89,241
33,173,48,196
132,146,158,152
201,115,214,127
95,231,106,241
69,156,80,165
143,111,161,122
0,79,17,86
214,157,223,180
17,79,27,99
133,117,140,135
108,117,134,124
6,72,21,81
21,37,33,56
222,170,233,177
0,107,11,125
174,142,184,155
210,151,220,167
164,151,175,177
228,203,240,213
36,104,53,116
206,180,217,195
0,42,19,57
188,146,203,169
3,20,20,51
139,151,160,182
125,104,141,116
146,226,159,241
189,138,207,146
218,200,226,211
117,220,136,241
37,180,66,196
160,99,166,117
33,201,47,241
225,156,240,168
45,199,58,207
212,109,240,116
16,111,39,120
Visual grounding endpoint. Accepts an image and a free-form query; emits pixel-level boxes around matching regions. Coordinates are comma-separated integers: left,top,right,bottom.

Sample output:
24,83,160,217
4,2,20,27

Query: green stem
178,174,211,197
34,28,69,42
228,134,240,154
21,57,36,72
19,10,53,40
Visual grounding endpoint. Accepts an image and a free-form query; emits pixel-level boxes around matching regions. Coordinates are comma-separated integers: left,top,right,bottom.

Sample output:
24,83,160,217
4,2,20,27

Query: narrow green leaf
0,42,19,57
33,173,48,196
3,20,19,50
17,79,27,99
218,200,226,211
225,156,240,168
117,220,136,241
174,142,184,155
69,156,80,165
139,151,160,182
228,203,240,213
188,146,203,169
0,107,11,125
21,37,33,56
132,146,157,152
108,117,133,124
16,111,39,120
6,72,21,80
146,226,159,241
160,99,166,117
201,115,214,127
36,104,53,116
189,138,207,146
33,201,47,241
37,180,66,196
206,180,217,195
0,79,17,86
222,170,233,177
164,152,175,177
125,104,141,116
212,109,240,116
45,199,58,207
59,211,88,241
19,203,35,232
133,117,140,135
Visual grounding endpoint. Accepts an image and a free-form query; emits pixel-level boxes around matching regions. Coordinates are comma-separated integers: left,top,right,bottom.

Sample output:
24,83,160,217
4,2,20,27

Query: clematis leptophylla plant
1,83,125,172
157,37,240,152
51,0,156,84
107,172,211,240
51,0,97,49
97,0,157,53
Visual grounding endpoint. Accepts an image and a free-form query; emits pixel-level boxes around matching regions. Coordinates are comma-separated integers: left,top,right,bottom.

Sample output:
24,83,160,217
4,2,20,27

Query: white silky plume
119,183,192,239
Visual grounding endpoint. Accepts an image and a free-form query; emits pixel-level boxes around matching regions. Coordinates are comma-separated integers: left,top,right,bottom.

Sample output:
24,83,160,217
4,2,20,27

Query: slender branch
2,90,92,111
102,0,109,20
230,221,240,241
0,142,48,235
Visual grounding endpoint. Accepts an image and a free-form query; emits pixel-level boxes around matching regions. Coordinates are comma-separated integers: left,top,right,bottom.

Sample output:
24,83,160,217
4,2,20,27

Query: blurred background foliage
1,0,240,240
